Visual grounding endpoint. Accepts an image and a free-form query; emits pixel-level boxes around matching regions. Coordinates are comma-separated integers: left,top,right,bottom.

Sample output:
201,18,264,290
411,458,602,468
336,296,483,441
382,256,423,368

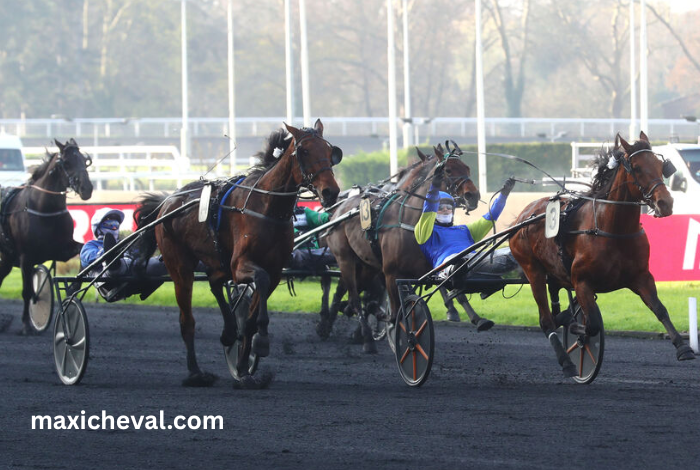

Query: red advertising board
642,214,700,282
68,204,699,282
68,201,322,243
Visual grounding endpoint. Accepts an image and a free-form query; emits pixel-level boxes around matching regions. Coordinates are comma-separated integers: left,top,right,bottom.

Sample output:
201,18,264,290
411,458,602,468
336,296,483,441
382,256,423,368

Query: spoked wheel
53,298,89,385
29,265,54,333
394,294,434,387
561,299,604,384
223,285,259,380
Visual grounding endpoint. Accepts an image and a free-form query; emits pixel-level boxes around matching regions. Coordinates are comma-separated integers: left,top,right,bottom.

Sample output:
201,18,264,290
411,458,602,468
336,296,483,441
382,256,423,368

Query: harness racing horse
325,145,480,353
0,138,93,334
135,120,341,388
510,132,695,377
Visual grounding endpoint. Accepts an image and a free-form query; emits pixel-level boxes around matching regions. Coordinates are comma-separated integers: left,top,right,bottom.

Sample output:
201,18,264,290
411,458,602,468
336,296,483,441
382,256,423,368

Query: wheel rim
29,265,54,333
224,342,259,380
395,295,434,387
53,299,89,385
562,302,604,384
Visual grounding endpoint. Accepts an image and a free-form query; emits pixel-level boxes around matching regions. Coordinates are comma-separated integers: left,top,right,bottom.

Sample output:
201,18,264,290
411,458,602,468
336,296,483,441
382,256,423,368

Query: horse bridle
291,130,343,190
50,144,92,194
619,147,675,204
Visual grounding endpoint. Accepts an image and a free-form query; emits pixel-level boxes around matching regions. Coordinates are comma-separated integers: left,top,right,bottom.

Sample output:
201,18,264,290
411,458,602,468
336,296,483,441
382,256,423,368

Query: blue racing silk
414,183,508,268
80,238,104,268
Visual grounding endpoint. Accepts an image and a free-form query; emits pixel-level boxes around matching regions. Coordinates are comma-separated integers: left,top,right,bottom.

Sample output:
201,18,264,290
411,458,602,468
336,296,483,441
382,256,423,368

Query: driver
80,207,168,277
414,164,522,284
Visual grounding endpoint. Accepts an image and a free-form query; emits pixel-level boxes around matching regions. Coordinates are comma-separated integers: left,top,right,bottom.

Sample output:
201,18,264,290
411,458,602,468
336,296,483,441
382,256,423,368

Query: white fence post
689,297,698,354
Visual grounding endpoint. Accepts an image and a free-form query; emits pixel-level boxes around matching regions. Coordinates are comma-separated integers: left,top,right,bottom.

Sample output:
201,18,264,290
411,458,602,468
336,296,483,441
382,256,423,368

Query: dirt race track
1,298,700,470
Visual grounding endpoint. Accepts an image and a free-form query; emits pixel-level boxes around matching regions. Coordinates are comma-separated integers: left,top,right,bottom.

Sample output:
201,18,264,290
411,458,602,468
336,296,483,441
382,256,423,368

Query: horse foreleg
632,273,695,361
234,262,271,358
316,274,333,339
55,240,83,262
454,293,495,331
209,279,237,347
529,268,576,377
342,261,376,354
19,260,35,335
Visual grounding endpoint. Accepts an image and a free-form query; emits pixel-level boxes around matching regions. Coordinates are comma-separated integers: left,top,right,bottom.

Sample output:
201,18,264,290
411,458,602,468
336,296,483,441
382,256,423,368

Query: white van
0,134,29,187
653,143,700,215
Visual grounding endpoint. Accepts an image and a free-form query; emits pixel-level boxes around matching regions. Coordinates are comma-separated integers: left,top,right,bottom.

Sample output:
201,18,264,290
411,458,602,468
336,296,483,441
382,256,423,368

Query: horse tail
133,192,168,260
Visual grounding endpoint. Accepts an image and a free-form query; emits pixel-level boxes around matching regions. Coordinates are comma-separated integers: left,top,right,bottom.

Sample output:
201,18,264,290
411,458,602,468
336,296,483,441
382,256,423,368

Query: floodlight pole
180,0,189,162
402,0,412,148
387,0,398,179
300,0,311,128
475,0,487,192
227,0,238,173
284,0,294,125
640,0,649,134
629,0,637,138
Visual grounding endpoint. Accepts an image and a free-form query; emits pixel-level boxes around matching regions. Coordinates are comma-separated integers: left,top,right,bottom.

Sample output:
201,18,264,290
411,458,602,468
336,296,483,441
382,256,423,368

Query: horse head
616,132,673,217
431,144,480,210
54,138,93,200
284,119,341,208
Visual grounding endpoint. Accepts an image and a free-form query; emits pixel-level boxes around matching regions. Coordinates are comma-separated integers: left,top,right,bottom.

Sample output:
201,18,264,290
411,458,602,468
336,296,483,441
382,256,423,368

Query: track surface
1,299,699,470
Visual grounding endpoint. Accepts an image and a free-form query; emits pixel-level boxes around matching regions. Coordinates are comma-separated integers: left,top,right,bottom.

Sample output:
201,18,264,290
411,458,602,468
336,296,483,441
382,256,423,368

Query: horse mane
396,155,434,187
249,128,295,177
28,151,56,182
585,139,651,198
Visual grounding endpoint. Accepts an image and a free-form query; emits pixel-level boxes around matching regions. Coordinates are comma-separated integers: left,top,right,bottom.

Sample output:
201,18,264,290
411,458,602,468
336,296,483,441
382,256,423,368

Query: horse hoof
476,318,495,332
182,371,219,387
219,332,236,347
17,325,36,336
676,344,696,361
446,310,461,322
562,364,577,378
251,333,270,357
232,370,274,390
363,341,378,354
316,320,331,340
348,326,363,345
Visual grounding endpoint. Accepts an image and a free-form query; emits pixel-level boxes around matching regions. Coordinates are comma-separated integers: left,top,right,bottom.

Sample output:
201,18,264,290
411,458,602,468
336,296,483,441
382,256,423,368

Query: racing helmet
91,208,125,237
437,191,455,211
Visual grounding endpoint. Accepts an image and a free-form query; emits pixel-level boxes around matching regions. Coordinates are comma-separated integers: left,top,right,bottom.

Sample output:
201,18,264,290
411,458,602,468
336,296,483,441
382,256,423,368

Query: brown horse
510,132,695,377
135,120,341,387
325,145,480,353
0,139,93,334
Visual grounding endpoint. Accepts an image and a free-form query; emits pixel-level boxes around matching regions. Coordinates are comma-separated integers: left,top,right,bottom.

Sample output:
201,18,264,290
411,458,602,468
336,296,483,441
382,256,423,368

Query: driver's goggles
100,219,121,231
438,203,454,212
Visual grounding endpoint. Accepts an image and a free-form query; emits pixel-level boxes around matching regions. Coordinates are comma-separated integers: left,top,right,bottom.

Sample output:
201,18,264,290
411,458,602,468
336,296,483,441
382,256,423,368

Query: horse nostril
322,188,332,201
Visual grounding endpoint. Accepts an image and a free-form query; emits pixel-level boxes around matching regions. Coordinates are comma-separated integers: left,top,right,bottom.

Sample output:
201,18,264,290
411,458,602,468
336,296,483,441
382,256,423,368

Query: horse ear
639,131,649,142
618,134,632,153
314,118,324,136
433,145,445,162
69,137,77,146
416,147,427,162
283,122,300,141
54,139,65,151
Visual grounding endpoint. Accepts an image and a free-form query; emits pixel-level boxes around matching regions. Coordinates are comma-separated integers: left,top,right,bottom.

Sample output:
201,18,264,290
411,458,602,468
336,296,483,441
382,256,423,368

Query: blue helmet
438,191,454,205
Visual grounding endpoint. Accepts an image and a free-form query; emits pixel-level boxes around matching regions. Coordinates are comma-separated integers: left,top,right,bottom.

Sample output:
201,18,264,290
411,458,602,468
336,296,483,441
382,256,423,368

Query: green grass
3,267,698,333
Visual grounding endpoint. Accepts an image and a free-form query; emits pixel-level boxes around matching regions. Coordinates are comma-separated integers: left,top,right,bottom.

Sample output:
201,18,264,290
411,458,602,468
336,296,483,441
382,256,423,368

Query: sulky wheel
561,299,604,384
394,294,434,387
224,285,259,380
28,264,54,333
53,298,89,385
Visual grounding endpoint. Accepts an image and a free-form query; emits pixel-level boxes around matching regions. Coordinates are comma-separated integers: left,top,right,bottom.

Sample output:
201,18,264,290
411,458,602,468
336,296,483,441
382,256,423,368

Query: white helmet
91,208,125,237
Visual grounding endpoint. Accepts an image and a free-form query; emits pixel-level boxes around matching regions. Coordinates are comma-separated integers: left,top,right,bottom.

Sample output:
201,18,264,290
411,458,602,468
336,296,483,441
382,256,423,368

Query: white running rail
22,145,204,191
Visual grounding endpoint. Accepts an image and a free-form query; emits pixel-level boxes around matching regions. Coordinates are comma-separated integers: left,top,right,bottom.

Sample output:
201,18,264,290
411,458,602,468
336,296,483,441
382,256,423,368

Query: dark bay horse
510,132,695,377
135,120,341,388
325,146,480,353
0,138,93,334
